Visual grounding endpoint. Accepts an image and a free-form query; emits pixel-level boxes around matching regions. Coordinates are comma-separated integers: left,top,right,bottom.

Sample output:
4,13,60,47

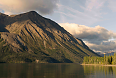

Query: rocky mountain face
0,11,99,63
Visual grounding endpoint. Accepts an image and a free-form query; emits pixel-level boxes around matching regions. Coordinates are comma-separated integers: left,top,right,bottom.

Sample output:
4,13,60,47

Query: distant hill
97,51,115,57
0,11,99,63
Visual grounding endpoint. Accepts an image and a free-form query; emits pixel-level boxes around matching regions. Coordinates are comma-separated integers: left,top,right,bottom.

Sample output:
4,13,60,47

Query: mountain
97,51,115,57
0,11,99,63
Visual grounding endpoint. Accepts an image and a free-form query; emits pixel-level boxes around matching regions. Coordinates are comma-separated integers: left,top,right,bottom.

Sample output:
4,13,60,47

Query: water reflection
83,65,116,78
1,63,116,78
0,63,85,78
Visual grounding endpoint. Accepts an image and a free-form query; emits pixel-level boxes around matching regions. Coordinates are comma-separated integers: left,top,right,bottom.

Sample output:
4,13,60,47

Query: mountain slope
0,11,99,63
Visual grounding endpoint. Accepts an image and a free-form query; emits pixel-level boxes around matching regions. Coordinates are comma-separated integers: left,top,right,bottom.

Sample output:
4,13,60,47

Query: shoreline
81,64,116,66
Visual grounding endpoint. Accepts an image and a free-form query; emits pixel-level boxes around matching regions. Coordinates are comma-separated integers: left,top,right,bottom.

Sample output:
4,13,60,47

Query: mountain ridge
0,11,99,63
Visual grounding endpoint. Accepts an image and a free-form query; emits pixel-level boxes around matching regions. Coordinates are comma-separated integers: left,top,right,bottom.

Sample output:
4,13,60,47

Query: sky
0,0,116,53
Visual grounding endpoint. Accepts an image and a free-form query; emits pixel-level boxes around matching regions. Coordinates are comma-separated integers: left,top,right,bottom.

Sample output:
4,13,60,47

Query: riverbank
81,64,116,66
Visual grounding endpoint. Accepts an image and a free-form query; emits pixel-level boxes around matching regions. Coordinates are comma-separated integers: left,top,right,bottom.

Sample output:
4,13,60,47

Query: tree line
83,53,116,65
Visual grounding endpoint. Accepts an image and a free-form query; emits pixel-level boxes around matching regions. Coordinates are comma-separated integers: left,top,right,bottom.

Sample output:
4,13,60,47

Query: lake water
0,63,116,78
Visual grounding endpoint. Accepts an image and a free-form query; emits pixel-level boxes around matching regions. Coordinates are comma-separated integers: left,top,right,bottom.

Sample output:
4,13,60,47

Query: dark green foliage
83,56,104,64
24,58,32,62
112,53,116,64
83,53,116,65
108,55,112,64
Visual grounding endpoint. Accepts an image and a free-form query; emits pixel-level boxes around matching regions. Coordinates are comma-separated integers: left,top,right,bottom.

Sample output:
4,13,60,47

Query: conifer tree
112,53,116,65
104,54,106,64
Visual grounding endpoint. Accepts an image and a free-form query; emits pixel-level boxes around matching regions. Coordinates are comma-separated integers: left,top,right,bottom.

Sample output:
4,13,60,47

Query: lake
0,63,116,78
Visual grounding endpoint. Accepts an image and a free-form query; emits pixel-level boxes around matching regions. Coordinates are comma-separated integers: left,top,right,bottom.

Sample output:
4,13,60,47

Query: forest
83,53,116,65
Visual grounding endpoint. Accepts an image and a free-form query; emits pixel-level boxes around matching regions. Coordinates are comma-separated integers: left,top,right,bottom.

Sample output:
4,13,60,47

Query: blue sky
0,0,116,53
45,0,116,32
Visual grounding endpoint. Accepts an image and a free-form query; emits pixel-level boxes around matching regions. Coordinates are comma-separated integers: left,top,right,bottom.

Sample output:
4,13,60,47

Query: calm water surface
0,63,116,78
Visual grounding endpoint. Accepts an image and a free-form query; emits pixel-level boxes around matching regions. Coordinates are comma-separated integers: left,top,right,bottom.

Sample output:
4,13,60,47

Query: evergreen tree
108,55,112,64
83,56,89,64
106,55,109,64
83,53,116,65
104,54,106,64
112,53,116,65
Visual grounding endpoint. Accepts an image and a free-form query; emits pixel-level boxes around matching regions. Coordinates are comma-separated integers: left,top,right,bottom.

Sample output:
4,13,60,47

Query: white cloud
59,23,115,41
59,23,116,52
85,40,116,52
0,0,58,15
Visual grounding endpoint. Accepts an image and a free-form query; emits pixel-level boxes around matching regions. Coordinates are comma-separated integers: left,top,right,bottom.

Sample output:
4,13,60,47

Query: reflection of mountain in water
1,63,116,78
0,64,85,78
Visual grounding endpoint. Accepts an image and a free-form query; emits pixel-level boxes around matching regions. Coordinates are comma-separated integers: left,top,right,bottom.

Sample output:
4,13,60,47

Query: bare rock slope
0,11,99,63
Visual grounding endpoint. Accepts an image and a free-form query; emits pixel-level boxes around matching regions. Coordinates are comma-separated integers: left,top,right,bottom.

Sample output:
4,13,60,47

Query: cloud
85,40,116,52
0,0,58,15
59,23,116,52
59,23,116,42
